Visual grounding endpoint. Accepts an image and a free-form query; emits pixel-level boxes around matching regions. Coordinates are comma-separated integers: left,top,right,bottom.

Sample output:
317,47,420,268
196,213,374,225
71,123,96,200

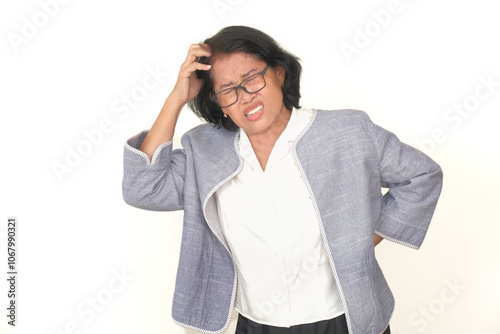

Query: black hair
188,25,302,131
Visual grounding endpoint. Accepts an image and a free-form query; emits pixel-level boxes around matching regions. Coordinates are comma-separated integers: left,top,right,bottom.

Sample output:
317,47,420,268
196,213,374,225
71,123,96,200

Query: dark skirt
235,313,391,334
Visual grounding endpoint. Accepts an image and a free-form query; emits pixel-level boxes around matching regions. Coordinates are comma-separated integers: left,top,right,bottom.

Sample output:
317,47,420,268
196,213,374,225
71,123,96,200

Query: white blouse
215,108,345,327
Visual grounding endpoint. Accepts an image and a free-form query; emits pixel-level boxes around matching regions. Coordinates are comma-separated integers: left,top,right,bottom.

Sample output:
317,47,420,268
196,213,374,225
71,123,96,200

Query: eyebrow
218,68,259,91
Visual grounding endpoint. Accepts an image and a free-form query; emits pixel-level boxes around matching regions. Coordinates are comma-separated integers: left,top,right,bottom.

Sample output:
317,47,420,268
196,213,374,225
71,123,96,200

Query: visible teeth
247,105,263,117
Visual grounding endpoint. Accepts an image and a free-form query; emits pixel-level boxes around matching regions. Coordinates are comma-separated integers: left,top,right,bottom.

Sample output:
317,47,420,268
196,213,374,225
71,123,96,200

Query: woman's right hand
170,43,212,105
138,44,212,159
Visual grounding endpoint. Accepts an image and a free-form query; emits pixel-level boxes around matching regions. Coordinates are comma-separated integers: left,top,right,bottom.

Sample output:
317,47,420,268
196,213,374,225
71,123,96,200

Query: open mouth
246,105,263,117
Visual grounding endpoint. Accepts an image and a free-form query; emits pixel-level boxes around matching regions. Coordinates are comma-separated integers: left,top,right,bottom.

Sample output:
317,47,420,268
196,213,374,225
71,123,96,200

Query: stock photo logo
253,251,323,319
7,0,72,54
407,278,467,333
46,268,134,334
51,65,169,182
339,0,405,63
212,0,245,20
415,74,499,155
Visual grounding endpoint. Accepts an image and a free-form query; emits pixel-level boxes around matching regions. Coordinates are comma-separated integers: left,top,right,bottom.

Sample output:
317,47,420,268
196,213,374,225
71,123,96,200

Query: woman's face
210,52,291,140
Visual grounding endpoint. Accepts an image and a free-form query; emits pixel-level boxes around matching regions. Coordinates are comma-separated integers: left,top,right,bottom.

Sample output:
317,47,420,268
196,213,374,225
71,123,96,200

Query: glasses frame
210,64,270,108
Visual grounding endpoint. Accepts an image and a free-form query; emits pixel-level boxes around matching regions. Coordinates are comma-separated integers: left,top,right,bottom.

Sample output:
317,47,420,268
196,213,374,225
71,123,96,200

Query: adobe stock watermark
212,0,244,20
339,0,409,64
51,64,169,183
254,251,323,318
405,277,467,333
7,0,72,54
46,267,134,334
415,73,499,155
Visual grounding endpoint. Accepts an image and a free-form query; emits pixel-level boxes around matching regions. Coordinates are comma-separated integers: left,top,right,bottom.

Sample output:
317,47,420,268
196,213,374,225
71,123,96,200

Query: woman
122,26,443,334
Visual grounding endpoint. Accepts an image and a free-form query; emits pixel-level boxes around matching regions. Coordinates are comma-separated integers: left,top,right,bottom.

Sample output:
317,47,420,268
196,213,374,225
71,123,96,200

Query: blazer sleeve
364,114,443,249
122,130,186,211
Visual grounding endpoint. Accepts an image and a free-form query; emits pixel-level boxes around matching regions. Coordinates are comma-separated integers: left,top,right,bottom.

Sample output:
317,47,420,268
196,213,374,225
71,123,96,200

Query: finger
184,43,212,64
181,52,212,73
180,61,211,79
190,61,212,73
199,43,211,53
191,43,211,54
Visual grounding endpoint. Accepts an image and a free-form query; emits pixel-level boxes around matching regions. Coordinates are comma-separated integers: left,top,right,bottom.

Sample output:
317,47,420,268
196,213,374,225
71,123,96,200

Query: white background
1,0,499,333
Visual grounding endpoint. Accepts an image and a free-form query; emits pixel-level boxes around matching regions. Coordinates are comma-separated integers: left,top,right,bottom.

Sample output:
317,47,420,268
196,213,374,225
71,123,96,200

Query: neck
247,107,292,171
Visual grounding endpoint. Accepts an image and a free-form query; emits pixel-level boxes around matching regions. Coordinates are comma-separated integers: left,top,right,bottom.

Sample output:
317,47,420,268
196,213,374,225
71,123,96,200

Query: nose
238,87,255,104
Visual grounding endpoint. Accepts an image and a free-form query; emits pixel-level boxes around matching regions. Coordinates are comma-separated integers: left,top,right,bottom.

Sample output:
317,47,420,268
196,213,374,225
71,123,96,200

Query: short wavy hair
188,25,302,131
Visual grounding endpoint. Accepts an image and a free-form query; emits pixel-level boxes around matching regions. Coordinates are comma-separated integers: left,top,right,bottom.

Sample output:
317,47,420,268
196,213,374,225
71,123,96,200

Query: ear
274,65,286,86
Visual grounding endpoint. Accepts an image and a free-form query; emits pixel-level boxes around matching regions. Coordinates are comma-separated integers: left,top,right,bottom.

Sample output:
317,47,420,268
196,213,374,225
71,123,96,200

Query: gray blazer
122,109,443,334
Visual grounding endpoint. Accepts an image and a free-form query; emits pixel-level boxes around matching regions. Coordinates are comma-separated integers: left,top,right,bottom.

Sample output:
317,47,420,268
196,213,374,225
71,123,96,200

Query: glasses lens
242,73,266,93
216,88,237,108
214,69,267,107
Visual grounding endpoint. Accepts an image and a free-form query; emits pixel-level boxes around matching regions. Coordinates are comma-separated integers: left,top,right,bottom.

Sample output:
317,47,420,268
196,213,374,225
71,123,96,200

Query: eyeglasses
211,64,270,108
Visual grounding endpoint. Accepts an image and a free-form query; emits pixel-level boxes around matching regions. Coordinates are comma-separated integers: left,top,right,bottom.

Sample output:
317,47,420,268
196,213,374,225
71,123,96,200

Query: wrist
163,94,186,116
